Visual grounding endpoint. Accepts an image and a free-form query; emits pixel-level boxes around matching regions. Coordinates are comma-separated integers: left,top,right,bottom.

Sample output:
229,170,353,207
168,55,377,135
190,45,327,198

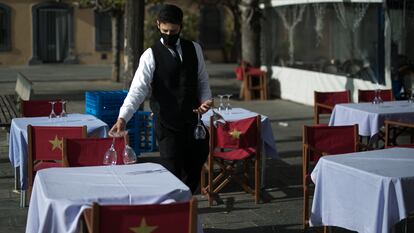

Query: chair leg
303,183,309,229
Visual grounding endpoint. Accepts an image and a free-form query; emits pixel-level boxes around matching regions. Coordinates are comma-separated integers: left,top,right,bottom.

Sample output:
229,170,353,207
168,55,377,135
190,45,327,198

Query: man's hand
109,118,126,136
193,99,213,114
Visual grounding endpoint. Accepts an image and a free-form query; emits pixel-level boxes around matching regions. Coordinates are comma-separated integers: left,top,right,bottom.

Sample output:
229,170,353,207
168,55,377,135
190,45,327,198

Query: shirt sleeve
192,41,212,103
118,48,155,123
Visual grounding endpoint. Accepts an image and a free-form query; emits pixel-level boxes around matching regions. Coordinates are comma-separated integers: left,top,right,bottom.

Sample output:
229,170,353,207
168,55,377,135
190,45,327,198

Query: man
109,4,212,193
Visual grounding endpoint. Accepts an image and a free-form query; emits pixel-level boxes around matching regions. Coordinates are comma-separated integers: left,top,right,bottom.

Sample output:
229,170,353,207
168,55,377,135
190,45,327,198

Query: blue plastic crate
85,90,128,116
137,111,157,152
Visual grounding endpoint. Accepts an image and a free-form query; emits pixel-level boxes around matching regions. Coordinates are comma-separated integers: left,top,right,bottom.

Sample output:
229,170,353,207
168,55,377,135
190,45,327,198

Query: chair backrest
87,197,197,233
211,115,261,160
314,90,351,124
15,72,33,101
303,124,359,163
21,100,62,117
27,125,87,195
358,89,393,103
63,137,126,167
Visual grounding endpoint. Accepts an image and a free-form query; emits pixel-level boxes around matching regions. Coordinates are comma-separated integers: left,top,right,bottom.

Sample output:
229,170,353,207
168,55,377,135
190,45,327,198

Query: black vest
150,39,199,131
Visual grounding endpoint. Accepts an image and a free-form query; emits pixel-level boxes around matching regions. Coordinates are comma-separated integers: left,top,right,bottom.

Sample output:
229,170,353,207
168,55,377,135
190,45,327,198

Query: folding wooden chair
302,124,359,231
63,137,126,167
358,89,393,103
201,115,261,206
83,197,197,233
384,120,414,148
314,90,351,124
236,61,268,101
27,125,86,199
21,99,62,117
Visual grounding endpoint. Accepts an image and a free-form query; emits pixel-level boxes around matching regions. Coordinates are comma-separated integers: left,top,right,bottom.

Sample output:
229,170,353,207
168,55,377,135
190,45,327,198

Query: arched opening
29,2,76,64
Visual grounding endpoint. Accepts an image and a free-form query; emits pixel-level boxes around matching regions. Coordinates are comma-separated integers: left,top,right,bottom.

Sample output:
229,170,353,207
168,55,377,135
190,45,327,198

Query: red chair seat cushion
213,147,256,160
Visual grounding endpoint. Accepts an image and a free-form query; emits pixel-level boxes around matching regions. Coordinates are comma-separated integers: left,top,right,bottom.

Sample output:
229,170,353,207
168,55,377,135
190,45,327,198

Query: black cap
157,4,183,25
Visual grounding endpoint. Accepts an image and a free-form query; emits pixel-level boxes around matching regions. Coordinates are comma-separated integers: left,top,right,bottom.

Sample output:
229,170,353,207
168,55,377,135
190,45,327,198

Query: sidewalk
0,64,313,233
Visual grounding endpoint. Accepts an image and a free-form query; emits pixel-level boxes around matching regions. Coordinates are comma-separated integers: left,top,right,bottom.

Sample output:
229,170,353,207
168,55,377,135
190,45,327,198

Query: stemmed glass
103,136,117,165
372,89,383,104
122,131,137,164
59,100,67,117
194,111,206,140
408,89,414,103
225,94,232,114
217,95,225,112
49,101,57,118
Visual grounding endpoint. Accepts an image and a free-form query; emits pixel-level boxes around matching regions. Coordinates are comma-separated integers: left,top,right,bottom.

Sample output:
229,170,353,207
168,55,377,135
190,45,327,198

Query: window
95,11,112,51
0,3,11,51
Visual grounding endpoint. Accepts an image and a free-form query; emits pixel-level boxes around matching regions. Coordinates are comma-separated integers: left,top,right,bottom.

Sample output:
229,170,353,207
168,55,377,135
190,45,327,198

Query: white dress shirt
118,38,212,123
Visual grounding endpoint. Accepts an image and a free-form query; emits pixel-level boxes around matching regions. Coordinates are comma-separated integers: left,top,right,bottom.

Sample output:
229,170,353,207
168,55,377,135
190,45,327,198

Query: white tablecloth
8,113,108,190
329,101,414,137
26,163,193,233
201,108,278,159
310,148,414,233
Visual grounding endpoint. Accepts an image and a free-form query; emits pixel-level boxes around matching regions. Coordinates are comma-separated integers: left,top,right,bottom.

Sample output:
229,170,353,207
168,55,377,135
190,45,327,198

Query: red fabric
213,116,258,160
33,161,63,171
248,68,266,77
234,67,243,81
98,201,190,233
315,91,350,114
234,66,265,81
358,89,393,103
30,126,85,161
65,137,125,166
22,100,62,117
306,125,357,162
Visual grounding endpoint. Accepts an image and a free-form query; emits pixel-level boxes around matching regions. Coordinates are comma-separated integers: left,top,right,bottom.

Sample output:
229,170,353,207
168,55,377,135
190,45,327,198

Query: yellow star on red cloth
229,129,242,139
129,217,158,233
49,135,63,151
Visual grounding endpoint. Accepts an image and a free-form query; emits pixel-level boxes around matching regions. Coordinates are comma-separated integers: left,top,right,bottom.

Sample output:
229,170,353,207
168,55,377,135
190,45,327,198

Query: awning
260,0,383,8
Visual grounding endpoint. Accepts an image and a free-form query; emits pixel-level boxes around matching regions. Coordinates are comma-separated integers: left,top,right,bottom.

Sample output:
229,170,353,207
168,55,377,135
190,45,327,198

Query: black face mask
160,32,180,47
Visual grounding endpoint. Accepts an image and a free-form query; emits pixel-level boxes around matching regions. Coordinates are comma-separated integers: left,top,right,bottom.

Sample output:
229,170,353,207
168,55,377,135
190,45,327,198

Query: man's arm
193,41,212,114
109,48,155,135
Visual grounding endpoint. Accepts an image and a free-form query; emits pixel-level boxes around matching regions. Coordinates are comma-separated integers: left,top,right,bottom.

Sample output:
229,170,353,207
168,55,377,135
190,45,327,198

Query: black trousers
155,119,209,193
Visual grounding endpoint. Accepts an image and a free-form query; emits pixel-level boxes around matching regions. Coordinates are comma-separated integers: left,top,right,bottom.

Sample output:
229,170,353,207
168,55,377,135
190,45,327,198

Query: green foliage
181,8,199,42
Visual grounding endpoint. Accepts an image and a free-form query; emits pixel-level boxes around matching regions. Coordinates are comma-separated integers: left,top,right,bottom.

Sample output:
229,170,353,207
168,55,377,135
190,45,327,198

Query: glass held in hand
194,112,206,140
103,137,117,165
59,100,67,117
49,101,57,118
122,131,137,165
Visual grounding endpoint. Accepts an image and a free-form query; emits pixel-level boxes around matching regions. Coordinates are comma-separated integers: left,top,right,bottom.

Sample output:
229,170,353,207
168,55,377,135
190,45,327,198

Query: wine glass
49,101,57,118
408,90,414,103
59,100,67,117
194,112,206,140
225,94,232,114
103,136,117,165
122,131,137,164
372,89,383,104
217,95,225,112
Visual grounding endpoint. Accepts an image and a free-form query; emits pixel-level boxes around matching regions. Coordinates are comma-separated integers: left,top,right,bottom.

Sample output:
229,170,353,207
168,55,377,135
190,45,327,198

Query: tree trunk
123,0,145,88
111,11,122,82
239,0,260,67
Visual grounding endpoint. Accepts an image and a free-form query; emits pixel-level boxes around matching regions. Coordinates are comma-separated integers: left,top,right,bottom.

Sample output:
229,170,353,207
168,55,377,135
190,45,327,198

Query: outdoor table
8,113,108,206
25,163,196,233
310,147,414,233
201,107,278,187
329,101,414,137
